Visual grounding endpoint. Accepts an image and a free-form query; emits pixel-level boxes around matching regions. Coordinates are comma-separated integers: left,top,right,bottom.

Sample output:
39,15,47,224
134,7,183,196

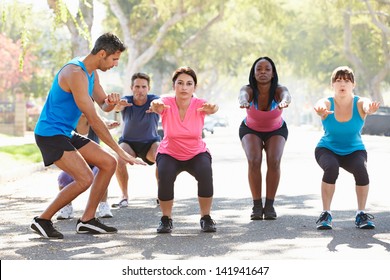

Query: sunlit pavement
0,123,389,261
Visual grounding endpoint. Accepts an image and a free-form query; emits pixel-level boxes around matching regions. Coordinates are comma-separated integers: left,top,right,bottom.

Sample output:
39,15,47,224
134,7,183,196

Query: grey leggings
315,147,369,185
156,152,214,201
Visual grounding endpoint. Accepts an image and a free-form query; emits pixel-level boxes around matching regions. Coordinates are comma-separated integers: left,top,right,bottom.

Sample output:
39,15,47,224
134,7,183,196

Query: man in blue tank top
314,66,380,231
31,33,146,239
112,73,161,208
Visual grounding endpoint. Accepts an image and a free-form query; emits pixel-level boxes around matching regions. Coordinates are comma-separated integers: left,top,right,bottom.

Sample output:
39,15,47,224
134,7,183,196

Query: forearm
89,117,121,153
279,87,291,104
101,99,116,112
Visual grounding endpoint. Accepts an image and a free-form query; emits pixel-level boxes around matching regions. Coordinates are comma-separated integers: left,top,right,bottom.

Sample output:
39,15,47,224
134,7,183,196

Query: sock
253,199,262,207
264,198,274,208
356,210,364,216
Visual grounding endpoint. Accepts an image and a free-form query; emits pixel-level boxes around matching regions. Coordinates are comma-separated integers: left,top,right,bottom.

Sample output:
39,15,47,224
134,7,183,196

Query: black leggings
315,147,369,185
156,152,213,201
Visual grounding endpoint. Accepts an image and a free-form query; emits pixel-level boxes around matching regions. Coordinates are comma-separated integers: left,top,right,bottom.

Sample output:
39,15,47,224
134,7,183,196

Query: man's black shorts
35,133,90,166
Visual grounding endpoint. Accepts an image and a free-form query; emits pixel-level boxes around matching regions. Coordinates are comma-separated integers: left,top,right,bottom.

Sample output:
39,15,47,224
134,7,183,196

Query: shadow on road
1,195,389,260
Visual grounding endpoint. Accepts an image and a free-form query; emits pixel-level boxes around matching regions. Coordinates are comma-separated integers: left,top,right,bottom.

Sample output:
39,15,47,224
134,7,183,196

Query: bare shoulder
59,64,88,92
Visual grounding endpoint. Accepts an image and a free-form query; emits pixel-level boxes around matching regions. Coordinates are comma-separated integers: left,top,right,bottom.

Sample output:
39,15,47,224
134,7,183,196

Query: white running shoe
56,204,74,220
98,202,113,218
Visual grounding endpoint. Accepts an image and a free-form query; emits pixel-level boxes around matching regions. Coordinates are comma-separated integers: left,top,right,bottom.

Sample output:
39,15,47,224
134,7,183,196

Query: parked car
362,106,390,136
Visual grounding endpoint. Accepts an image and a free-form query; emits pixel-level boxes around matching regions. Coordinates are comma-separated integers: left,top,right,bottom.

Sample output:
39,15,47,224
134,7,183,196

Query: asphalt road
1,123,389,279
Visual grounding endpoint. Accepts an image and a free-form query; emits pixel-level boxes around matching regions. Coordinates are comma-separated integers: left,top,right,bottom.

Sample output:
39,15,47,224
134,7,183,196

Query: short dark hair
172,66,197,86
131,73,151,87
331,66,355,84
249,56,278,109
91,32,126,56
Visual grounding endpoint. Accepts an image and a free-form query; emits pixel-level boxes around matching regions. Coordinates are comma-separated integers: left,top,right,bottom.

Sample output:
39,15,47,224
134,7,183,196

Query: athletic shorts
118,139,157,165
35,133,90,166
239,120,288,142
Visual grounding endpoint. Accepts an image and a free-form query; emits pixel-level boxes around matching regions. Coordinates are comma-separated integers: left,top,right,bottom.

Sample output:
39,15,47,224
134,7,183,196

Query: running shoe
316,211,333,230
200,215,217,232
57,204,74,220
355,212,375,229
157,216,173,233
31,216,64,239
76,218,118,234
263,205,277,220
98,202,113,218
111,198,128,208
250,205,263,220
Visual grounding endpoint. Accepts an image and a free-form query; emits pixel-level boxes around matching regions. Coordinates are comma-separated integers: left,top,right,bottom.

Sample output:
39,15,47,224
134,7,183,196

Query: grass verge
0,144,42,163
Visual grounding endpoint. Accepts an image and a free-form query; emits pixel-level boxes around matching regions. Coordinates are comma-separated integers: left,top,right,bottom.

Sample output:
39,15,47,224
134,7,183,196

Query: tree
0,34,35,101
103,0,225,94
47,0,94,56
283,0,390,103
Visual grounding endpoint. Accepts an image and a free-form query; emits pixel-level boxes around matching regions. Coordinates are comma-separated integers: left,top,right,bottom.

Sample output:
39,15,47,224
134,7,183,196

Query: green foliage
0,144,42,163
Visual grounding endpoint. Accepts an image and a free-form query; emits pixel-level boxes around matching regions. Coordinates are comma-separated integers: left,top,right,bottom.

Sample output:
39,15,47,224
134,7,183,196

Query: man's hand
104,93,122,106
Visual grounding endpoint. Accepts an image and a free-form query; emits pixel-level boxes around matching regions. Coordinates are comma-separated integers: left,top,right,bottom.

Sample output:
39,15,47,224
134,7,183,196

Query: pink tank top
245,103,283,132
157,97,208,160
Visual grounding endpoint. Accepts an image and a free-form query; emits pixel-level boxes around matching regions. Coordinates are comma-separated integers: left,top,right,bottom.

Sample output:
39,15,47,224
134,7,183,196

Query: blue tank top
316,96,365,155
34,58,95,138
119,94,161,143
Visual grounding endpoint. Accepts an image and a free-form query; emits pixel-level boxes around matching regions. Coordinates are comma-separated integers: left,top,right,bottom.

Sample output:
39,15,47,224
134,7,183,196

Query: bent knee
98,154,118,173
73,170,94,191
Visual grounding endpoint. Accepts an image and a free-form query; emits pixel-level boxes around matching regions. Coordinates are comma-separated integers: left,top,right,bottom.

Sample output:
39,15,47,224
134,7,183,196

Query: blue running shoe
316,211,332,230
355,212,375,229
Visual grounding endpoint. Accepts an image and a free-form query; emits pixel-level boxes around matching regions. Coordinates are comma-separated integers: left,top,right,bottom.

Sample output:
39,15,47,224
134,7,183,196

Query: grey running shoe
111,198,128,208
263,205,277,220
157,216,173,233
31,216,64,239
250,205,263,220
200,215,217,232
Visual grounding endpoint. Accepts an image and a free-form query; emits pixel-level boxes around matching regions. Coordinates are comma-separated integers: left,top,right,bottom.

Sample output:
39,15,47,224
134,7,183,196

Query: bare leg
198,197,213,217
241,134,264,200
77,142,118,221
264,136,286,200
159,200,174,218
115,142,136,200
40,150,94,220
321,182,335,211
356,185,369,210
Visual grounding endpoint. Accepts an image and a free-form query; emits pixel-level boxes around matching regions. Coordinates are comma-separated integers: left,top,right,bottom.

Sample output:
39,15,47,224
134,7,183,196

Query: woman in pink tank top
148,66,219,234
238,57,291,221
